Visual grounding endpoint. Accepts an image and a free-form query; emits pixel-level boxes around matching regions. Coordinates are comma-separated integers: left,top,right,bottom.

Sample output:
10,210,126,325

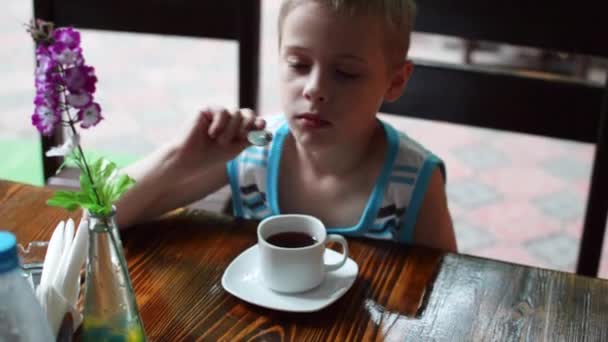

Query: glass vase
82,209,146,341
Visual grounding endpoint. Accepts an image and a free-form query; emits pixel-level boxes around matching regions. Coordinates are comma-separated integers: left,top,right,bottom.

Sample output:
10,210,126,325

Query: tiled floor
2,0,607,277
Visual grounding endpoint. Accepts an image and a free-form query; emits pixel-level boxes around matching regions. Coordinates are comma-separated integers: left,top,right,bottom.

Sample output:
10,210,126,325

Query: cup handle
324,234,349,272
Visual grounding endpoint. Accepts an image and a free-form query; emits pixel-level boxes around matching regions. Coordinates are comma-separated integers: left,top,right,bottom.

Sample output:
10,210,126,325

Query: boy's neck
288,121,386,177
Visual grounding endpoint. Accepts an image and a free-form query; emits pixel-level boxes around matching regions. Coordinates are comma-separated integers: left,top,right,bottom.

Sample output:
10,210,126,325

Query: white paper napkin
35,217,89,338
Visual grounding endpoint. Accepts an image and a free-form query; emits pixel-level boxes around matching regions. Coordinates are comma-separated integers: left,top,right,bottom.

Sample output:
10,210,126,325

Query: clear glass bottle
0,230,54,341
82,209,146,341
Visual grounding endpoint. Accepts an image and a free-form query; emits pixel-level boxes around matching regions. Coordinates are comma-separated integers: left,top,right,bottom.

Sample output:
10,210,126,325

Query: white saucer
221,244,358,312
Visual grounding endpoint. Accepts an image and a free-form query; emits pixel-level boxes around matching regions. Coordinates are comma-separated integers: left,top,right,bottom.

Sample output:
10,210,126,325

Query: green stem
57,65,102,206
69,123,101,205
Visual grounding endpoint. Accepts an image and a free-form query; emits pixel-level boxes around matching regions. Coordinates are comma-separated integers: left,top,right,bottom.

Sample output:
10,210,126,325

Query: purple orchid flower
34,47,60,84
30,21,104,138
35,79,55,95
66,92,93,108
63,65,97,94
31,104,60,136
34,89,59,108
49,42,83,66
52,27,80,49
77,102,103,128
32,77,61,135
27,20,139,233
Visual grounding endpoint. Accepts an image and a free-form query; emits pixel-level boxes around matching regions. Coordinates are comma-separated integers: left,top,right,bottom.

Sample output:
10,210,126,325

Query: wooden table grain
1,180,607,341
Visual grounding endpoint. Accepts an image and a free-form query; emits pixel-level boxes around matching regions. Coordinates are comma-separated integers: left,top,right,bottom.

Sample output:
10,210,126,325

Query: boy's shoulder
365,121,445,242
381,119,446,182
382,121,437,167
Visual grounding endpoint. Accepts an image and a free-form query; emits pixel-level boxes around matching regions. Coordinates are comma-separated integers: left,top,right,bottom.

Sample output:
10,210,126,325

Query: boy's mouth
295,113,331,129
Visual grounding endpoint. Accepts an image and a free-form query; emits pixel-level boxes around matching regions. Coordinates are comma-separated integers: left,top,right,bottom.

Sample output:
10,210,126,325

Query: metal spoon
247,130,273,146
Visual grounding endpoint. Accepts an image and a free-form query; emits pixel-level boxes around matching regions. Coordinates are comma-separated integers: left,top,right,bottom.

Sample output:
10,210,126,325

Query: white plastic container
0,230,54,341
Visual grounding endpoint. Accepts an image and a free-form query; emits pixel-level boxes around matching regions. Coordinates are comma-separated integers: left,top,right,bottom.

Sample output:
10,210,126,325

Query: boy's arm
413,169,457,252
115,107,264,228
114,143,229,229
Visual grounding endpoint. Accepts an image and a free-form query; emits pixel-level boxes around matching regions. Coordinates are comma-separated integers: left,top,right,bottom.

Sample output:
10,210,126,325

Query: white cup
257,214,349,293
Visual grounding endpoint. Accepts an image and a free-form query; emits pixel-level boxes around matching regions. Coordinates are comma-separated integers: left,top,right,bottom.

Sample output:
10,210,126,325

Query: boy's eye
336,70,360,79
288,62,310,71
284,55,313,73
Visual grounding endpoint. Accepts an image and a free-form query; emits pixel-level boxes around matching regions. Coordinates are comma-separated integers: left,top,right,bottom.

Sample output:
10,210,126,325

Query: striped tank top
226,115,445,244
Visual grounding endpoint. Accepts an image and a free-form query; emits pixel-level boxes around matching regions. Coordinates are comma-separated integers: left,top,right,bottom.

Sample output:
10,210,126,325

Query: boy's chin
291,129,341,150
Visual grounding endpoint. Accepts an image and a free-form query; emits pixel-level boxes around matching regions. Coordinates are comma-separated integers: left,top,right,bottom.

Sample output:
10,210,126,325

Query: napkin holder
19,218,89,340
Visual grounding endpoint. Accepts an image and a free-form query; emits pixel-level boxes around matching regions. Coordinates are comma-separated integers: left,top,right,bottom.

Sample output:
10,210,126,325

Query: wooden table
2,180,607,341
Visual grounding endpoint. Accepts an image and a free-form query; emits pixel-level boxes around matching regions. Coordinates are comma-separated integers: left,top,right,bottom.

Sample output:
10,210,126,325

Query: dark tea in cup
265,231,317,248
257,214,349,292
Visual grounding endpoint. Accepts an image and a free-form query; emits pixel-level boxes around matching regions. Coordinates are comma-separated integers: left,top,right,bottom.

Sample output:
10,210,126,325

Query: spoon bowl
247,130,273,146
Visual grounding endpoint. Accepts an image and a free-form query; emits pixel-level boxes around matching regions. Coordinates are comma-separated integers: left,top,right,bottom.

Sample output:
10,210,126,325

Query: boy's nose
304,91,327,103
303,71,328,104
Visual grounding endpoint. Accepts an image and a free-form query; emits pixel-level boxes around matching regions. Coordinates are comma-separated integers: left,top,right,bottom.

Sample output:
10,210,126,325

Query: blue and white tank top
226,115,445,244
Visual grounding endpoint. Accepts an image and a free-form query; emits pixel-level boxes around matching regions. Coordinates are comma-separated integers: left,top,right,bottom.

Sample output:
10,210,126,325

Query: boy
116,0,457,252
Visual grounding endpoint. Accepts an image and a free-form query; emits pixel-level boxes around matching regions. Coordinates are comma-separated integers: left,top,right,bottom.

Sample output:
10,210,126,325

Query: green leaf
76,190,97,208
77,156,136,216
47,190,81,211
54,159,69,176
108,174,136,203
65,151,84,170
81,202,106,215
79,170,97,204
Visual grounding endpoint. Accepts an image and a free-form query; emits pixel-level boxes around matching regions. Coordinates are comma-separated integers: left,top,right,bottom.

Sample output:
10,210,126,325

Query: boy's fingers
240,115,256,136
183,110,210,146
197,109,213,129
240,108,256,120
208,108,230,138
218,110,243,145
193,112,210,143
254,117,266,130
200,107,213,122
241,108,266,129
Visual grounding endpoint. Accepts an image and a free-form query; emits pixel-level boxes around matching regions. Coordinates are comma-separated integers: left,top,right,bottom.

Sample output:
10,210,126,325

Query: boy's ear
384,60,414,102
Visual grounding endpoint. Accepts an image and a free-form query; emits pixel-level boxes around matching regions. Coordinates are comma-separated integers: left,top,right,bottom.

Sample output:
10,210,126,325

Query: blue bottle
0,230,54,341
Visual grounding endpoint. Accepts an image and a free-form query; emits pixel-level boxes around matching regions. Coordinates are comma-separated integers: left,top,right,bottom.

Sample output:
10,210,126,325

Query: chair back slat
37,0,240,39
381,61,604,143
414,0,608,57
577,85,608,276
238,0,261,110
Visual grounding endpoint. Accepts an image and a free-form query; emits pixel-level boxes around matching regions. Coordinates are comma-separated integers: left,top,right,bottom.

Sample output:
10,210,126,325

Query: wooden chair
33,0,260,185
380,0,608,277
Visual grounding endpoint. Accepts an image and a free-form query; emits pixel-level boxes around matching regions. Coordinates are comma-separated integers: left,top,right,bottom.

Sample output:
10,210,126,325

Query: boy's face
279,2,411,150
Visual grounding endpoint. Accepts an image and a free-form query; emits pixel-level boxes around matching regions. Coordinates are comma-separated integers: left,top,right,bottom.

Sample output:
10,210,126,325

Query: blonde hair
278,0,417,62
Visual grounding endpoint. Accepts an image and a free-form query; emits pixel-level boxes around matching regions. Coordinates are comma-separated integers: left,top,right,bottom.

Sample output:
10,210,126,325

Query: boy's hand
176,107,266,170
